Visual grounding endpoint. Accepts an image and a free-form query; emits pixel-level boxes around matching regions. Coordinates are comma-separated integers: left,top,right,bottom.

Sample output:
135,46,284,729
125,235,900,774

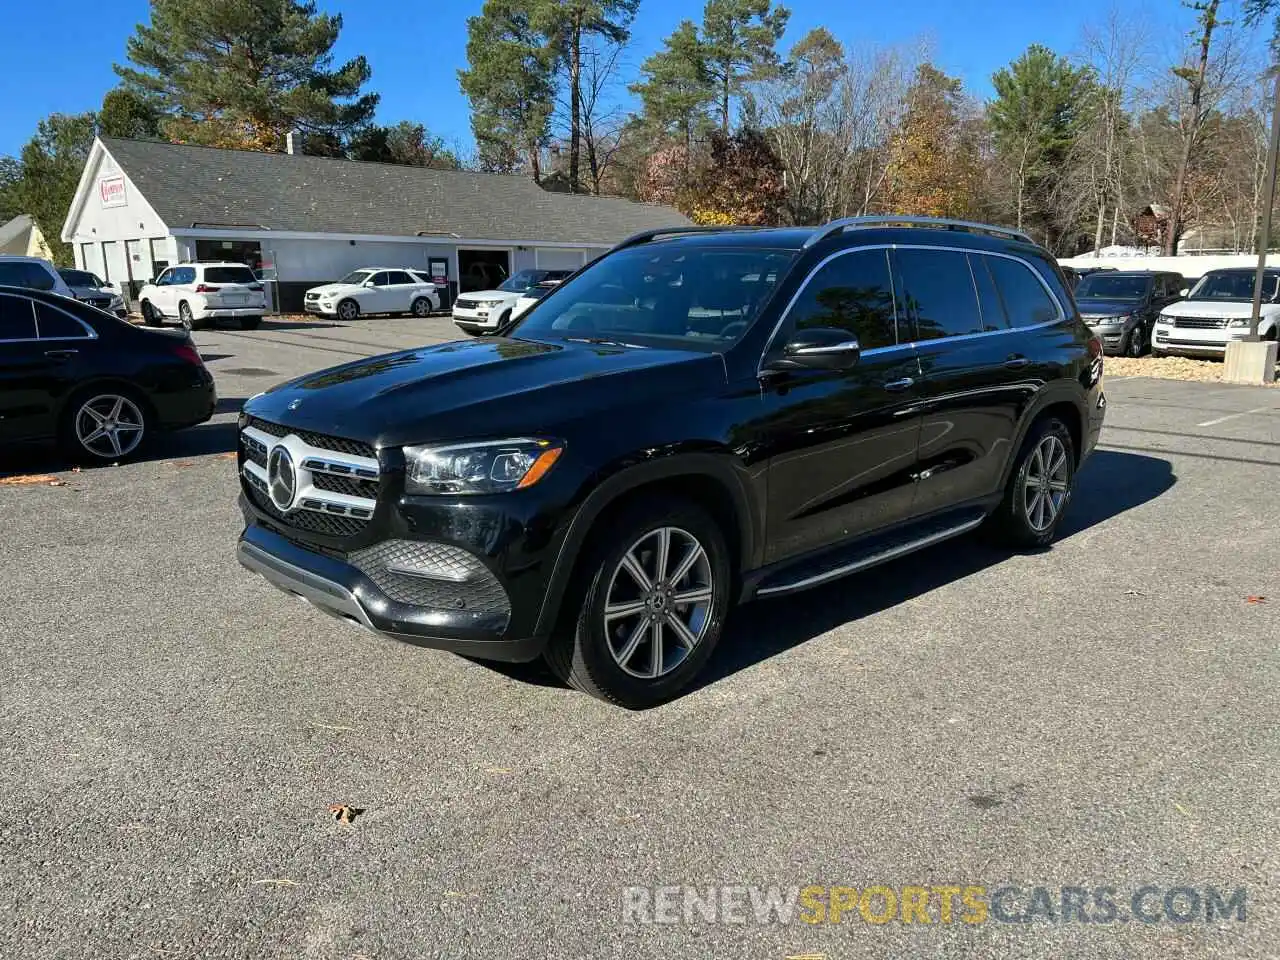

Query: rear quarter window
987,256,1061,327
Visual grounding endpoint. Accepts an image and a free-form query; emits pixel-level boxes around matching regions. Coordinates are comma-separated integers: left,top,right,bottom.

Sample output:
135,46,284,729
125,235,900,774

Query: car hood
68,285,113,298
460,289,519,301
1076,298,1141,317
246,336,724,447
307,283,360,297
1161,299,1280,318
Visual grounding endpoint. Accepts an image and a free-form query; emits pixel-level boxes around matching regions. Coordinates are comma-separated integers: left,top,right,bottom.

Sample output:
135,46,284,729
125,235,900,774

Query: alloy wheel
603,526,715,679
75,394,145,459
412,298,430,317
1023,434,1070,532
338,301,358,321
179,303,193,330
1127,329,1144,357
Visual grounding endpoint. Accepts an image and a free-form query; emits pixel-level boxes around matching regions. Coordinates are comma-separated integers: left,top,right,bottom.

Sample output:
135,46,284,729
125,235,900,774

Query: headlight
483,299,506,308
1157,314,1172,325
404,438,564,495
108,293,124,308
1227,318,1252,328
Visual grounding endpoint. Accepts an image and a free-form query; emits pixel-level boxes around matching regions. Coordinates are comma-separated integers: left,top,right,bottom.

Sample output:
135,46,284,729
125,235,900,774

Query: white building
61,137,690,312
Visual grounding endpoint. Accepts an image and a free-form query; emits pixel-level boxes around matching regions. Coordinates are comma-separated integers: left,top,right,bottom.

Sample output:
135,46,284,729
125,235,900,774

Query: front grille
241,431,268,467
247,417,375,460
311,473,378,499
454,298,477,310
246,484,369,538
1170,316,1228,329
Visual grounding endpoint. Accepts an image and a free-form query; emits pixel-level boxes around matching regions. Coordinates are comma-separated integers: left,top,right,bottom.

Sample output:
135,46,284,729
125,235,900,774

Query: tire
411,297,432,318
140,301,162,327
60,387,151,464
239,315,262,330
178,301,207,331
1125,327,1145,357
336,299,360,322
544,497,732,709
984,416,1076,548
496,309,511,328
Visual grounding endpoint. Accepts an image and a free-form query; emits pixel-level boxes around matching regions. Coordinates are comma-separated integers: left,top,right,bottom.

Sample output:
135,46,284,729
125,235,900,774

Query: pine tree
115,0,377,153
15,114,98,265
459,0,555,178
630,21,716,154
700,0,790,132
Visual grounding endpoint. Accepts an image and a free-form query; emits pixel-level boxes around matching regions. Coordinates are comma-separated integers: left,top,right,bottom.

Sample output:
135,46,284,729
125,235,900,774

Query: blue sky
3,0,1179,159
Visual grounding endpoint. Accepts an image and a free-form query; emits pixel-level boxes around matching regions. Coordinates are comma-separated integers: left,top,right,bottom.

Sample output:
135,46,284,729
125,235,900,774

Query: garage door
534,248,587,271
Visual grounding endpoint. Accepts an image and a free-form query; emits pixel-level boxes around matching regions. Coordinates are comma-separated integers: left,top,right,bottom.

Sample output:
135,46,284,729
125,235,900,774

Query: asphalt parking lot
2,316,1277,959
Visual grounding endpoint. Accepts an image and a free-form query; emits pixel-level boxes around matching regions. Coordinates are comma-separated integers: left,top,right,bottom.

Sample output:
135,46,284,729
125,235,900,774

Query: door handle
1003,356,1030,370
883,377,915,392
44,349,78,361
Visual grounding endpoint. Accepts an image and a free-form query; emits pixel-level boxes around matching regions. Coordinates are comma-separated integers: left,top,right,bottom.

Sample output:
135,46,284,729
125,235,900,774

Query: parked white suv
0,256,75,299
1153,267,1280,357
138,263,266,330
452,269,574,333
304,268,442,321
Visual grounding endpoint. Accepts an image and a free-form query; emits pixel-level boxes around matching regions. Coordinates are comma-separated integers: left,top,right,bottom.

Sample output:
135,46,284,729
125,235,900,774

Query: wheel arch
998,386,1087,490
532,454,758,638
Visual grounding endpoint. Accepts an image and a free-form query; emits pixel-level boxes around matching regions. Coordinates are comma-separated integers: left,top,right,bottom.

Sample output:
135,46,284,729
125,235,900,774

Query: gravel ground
2,318,1277,959
1105,353,1279,385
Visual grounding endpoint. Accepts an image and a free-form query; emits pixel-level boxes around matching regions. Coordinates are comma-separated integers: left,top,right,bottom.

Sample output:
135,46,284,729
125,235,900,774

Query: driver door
150,268,175,315
755,247,923,564
364,271,394,312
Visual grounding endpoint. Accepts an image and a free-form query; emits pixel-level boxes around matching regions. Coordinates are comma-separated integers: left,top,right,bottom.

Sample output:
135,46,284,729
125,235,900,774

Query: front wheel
336,299,360,322
1125,327,1146,357
984,417,1076,548
545,498,732,709
140,301,162,327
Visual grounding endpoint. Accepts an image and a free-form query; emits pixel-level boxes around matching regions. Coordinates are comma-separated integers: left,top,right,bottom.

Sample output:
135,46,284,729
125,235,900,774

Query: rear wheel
411,296,432,317
985,417,1076,548
60,388,150,464
336,299,360,322
545,498,732,709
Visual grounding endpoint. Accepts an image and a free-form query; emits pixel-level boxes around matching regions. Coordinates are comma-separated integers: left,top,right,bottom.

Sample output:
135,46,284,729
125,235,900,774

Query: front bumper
1085,321,1134,354
304,300,337,315
1151,328,1241,355
452,306,500,329
236,518,546,662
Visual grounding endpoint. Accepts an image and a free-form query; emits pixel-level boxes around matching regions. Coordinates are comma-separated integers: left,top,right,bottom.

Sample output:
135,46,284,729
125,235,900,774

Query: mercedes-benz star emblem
267,445,298,512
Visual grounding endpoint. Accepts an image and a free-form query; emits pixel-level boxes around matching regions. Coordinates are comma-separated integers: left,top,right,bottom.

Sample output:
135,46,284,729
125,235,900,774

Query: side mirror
770,328,861,371
1179,288,1190,297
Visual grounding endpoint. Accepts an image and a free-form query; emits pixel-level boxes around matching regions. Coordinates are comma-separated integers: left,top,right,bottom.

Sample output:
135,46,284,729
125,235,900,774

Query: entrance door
458,249,511,293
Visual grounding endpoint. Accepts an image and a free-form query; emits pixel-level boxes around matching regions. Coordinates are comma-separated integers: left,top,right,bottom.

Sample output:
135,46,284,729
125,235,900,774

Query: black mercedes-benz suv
236,217,1105,708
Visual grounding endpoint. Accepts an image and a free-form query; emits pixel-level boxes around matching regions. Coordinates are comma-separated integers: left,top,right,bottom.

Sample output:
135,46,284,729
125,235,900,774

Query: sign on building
99,175,127,209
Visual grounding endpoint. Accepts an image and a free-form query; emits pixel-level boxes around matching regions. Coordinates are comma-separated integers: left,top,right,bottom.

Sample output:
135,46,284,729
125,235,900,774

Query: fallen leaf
171,460,195,468
484,767,512,775
328,803,364,824
1245,596,1266,604
215,452,237,460
0,474,58,485
250,878,299,886
308,720,356,732
47,479,67,487
1174,803,1193,818
443,890,479,899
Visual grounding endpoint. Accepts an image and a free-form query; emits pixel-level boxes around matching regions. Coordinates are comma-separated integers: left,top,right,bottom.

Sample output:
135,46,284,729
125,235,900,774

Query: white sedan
305,268,442,321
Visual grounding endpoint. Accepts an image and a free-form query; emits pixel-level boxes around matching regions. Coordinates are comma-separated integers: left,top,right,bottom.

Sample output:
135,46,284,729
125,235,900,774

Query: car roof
1202,267,1280,277
625,224,1049,257
173,261,255,268
1080,270,1165,278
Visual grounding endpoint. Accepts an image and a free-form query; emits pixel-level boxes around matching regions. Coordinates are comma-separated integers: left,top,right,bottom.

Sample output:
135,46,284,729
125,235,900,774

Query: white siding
534,247,588,270
63,147,169,274
265,238,457,282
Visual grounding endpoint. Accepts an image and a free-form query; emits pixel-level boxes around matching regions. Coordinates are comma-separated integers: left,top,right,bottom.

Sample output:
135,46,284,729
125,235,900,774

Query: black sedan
0,285,216,463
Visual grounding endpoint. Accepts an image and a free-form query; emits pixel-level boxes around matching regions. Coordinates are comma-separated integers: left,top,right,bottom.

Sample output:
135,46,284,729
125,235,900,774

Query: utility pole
1248,64,1280,340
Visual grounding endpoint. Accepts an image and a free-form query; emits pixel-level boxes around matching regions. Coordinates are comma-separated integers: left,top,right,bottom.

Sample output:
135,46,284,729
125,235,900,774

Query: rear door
897,247,1044,514
760,247,923,563
383,270,419,312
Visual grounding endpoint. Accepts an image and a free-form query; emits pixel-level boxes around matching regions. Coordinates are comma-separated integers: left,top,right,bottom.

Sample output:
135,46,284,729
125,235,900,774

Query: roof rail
805,216,1033,248
610,224,759,252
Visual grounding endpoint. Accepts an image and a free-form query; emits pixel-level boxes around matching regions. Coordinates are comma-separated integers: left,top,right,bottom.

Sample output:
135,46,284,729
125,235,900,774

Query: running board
753,513,986,599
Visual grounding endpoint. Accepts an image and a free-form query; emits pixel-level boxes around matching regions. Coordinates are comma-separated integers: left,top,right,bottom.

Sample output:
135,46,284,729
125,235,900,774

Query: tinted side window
893,248,984,340
0,294,37,340
370,272,392,287
173,267,196,285
0,262,55,291
788,249,897,350
987,257,1060,327
970,255,1009,329
35,303,90,339
387,271,414,285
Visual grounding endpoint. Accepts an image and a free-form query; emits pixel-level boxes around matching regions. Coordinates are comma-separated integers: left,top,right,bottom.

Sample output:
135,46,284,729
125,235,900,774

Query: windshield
498,269,563,293
204,266,256,284
340,270,374,285
59,269,104,288
511,246,797,351
1075,274,1152,300
1189,271,1280,302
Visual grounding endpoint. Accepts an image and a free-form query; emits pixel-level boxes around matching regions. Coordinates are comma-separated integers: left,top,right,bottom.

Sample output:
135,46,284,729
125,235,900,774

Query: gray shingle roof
99,137,690,245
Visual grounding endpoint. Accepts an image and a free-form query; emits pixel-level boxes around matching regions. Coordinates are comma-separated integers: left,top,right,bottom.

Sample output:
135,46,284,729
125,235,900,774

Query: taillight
1087,335,1103,359
172,342,205,367
195,283,218,293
